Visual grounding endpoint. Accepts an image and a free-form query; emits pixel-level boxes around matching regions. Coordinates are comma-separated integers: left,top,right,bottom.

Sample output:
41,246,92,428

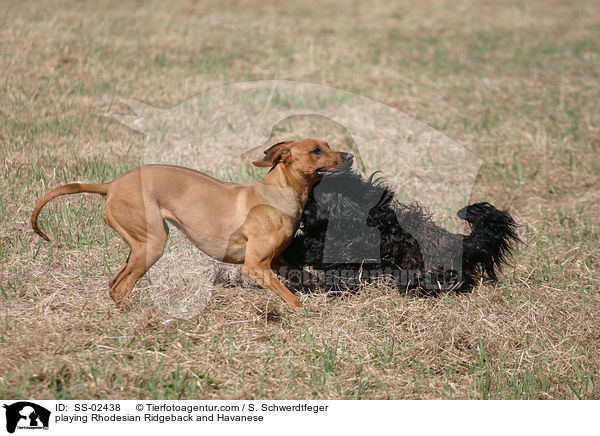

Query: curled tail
457,202,520,282
31,183,109,241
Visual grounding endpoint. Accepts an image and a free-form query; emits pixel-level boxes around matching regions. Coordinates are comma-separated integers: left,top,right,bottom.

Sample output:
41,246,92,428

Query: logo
2,402,50,434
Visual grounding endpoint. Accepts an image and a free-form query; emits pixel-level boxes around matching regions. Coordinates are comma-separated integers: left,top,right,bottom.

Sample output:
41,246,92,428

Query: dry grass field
1,0,599,399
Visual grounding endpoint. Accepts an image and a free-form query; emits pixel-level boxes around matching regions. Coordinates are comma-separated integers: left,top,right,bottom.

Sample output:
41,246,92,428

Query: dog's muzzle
315,153,354,176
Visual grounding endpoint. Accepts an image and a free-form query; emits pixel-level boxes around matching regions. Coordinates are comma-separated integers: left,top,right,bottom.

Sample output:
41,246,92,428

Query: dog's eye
310,147,322,155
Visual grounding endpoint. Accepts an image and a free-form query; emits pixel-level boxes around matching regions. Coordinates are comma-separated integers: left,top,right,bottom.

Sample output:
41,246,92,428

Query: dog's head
253,139,353,181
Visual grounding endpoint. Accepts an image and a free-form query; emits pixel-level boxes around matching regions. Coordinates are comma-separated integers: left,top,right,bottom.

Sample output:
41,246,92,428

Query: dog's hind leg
102,199,168,306
108,259,128,288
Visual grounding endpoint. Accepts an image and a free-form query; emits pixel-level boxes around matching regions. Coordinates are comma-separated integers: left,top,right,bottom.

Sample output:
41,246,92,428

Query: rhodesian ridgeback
31,139,353,308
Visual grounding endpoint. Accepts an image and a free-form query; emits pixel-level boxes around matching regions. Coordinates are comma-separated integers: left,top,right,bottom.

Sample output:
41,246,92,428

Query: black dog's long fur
279,170,519,294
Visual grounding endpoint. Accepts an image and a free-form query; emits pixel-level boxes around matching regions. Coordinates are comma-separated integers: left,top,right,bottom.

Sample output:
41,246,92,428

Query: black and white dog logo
3,402,50,433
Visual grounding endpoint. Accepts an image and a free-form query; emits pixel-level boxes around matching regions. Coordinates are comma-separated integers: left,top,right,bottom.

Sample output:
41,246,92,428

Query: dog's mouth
315,154,354,177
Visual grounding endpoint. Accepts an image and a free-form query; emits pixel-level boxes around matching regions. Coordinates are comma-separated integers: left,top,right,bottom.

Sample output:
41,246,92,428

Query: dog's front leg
243,238,303,308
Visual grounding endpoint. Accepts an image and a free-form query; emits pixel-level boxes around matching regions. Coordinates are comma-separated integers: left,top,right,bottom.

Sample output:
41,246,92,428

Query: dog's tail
31,183,109,241
457,202,520,282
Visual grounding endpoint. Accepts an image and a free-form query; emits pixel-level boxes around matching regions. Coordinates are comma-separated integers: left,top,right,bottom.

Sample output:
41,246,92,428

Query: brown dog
31,139,353,308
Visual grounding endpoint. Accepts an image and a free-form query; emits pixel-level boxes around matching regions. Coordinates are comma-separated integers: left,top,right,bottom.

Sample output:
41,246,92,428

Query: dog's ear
253,141,292,167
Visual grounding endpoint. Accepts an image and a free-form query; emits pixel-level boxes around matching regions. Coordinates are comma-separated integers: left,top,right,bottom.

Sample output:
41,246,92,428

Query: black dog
279,170,519,294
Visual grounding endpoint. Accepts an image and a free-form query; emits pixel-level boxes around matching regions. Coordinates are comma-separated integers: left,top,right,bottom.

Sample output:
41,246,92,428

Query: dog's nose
342,153,353,162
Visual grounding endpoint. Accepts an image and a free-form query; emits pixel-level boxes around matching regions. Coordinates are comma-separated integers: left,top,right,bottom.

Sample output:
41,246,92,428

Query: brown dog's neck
261,164,315,207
